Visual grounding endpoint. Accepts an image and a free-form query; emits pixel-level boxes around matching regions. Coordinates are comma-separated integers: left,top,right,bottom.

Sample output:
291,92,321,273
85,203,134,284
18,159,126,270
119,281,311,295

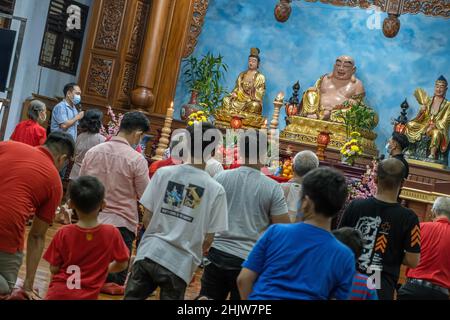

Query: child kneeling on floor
44,176,130,300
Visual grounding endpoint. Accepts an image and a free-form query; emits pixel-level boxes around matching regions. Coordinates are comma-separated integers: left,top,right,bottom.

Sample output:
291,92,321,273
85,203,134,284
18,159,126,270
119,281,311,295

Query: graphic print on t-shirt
411,225,421,247
164,181,185,208
183,184,205,209
355,216,382,272
161,181,205,223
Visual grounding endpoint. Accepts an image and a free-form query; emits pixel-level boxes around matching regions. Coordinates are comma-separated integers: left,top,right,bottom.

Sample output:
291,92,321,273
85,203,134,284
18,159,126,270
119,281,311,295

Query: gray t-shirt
212,166,288,260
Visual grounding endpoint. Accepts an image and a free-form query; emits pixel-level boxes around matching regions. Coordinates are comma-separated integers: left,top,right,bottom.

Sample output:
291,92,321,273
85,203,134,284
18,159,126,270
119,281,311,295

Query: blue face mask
73,94,81,105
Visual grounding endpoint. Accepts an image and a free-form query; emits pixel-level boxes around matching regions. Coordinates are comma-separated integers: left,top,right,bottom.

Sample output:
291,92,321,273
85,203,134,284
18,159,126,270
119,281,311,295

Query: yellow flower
188,121,194,126
350,131,361,138
351,145,359,152
197,111,204,115
201,116,207,122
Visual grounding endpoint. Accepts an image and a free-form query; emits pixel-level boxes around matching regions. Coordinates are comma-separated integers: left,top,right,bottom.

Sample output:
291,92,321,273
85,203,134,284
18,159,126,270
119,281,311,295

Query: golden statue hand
426,122,436,134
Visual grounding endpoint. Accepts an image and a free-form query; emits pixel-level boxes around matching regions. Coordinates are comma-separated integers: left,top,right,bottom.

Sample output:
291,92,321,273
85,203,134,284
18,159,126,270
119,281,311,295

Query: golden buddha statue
280,55,379,157
222,47,266,113
405,75,450,160
301,55,366,122
214,48,267,129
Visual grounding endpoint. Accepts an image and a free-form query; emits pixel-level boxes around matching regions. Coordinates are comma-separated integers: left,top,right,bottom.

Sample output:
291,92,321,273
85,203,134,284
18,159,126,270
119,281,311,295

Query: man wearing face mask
50,83,84,142
0,132,75,300
80,112,150,291
385,132,410,180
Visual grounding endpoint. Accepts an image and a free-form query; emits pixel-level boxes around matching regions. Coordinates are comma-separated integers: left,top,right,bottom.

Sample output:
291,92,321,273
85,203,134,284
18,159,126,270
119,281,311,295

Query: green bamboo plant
183,52,228,115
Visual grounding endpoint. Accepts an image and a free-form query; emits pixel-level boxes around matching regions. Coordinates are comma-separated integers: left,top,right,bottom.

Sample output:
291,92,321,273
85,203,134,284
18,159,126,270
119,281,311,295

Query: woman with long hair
56,109,105,224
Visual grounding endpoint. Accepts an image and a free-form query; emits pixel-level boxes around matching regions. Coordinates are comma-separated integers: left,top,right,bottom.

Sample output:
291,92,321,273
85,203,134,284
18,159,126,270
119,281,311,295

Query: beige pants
0,251,23,294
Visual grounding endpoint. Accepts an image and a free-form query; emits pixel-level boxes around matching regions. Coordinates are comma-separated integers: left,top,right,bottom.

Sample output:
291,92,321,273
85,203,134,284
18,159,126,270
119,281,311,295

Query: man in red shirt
0,132,74,299
44,176,129,300
398,196,450,300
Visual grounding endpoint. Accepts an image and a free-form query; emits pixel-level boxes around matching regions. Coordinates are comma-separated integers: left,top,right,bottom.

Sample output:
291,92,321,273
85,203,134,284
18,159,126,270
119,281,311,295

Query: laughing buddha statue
301,55,366,122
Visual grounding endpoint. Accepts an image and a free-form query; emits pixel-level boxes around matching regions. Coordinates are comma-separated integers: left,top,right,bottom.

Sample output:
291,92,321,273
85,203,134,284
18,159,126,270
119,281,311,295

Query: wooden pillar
131,0,172,112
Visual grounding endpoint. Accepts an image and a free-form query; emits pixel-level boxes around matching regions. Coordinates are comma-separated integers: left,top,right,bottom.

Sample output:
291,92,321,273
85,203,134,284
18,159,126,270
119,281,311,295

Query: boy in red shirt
43,176,130,300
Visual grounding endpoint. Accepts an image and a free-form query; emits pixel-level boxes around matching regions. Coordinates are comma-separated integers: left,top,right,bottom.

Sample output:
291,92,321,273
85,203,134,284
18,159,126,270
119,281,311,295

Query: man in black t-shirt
340,159,420,300
386,132,409,179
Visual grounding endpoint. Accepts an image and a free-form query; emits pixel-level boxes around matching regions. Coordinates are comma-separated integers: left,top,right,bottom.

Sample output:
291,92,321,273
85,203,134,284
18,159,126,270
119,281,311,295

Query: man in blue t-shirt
237,167,355,300
51,83,84,142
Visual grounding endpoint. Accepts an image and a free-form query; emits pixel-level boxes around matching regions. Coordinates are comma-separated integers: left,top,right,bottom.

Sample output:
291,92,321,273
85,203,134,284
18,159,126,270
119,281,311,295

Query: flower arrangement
187,110,208,126
340,131,363,166
347,159,378,201
100,105,144,154
100,106,124,140
217,144,240,169
335,160,378,228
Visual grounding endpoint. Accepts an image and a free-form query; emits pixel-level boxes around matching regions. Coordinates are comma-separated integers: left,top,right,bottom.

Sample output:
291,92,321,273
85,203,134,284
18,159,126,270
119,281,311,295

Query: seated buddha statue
221,47,266,114
301,55,366,122
405,75,450,160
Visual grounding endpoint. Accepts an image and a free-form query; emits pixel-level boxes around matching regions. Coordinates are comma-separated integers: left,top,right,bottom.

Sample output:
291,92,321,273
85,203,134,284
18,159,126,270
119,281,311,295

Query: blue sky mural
174,0,450,156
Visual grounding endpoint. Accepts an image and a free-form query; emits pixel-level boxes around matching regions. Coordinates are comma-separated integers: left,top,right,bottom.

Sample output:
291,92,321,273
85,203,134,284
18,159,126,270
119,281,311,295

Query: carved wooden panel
119,62,137,100
182,0,209,58
94,0,127,51
86,56,114,97
128,1,150,58
303,0,450,17
401,0,450,17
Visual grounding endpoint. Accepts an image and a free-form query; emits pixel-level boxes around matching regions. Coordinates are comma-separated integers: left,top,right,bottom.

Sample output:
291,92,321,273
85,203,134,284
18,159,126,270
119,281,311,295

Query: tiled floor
18,223,203,300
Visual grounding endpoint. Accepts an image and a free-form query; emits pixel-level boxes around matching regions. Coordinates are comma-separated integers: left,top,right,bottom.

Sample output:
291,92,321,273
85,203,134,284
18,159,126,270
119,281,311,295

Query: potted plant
340,131,364,166
335,100,377,139
181,52,228,121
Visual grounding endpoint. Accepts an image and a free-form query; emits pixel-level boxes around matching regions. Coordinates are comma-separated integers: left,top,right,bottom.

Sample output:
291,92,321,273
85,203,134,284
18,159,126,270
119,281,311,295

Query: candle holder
153,102,174,161
269,92,284,142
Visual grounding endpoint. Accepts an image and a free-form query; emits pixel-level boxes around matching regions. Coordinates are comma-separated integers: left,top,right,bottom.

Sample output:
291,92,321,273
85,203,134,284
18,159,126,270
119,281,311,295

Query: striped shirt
349,272,378,300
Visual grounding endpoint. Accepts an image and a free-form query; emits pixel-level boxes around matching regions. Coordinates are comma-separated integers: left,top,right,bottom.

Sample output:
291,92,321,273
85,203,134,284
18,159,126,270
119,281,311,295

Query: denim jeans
0,251,23,295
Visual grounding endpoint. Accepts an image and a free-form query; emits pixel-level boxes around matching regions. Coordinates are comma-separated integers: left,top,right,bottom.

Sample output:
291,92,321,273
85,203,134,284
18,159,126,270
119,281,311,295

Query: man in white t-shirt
205,157,224,177
280,150,319,222
124,123,228,300
198,131,290,300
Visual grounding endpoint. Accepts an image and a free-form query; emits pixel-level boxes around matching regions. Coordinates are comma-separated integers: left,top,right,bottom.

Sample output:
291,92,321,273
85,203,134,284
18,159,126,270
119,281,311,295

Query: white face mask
39,112,47,122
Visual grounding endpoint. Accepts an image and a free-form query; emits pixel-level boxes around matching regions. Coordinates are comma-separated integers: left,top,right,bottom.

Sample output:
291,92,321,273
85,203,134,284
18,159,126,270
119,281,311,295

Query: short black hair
44,131,75,158
301,167,348,218
63,83,78,97
391,132,409,150
119,111,150,134
333,227,364,259
79,109,103,134
69,176,105,214
238,130,267,163
377,158,405,190
186,122,219,160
